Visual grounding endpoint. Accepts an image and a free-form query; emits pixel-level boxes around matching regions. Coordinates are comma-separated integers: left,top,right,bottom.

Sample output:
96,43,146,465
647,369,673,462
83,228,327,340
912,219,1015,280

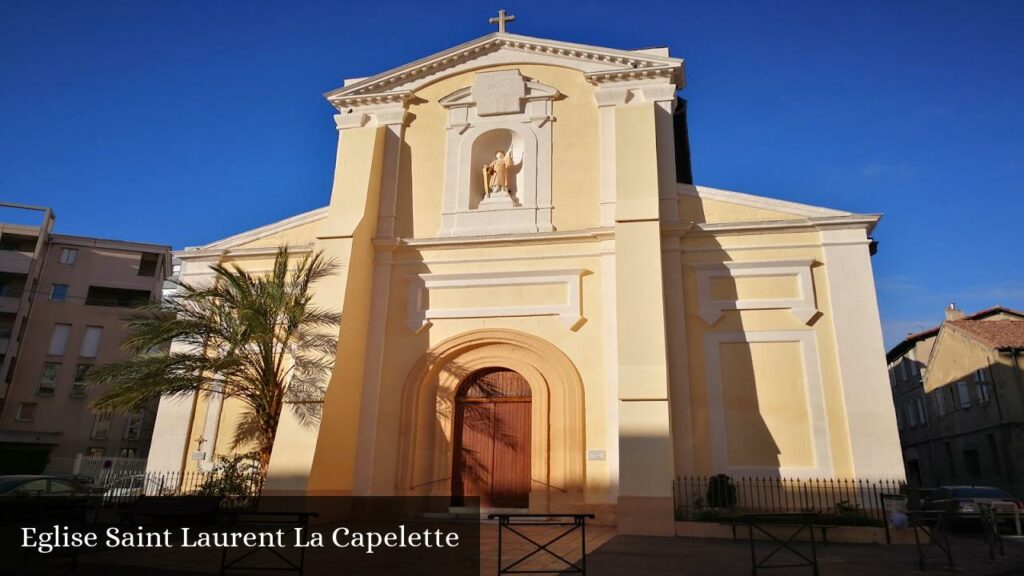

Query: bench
121,495,223,526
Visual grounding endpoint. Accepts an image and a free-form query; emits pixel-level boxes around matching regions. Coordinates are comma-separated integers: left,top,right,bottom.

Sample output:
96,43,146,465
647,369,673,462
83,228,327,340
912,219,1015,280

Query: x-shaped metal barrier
220,511,318,576
488,513,596,575
907,510,953,571
978,504,1006,560
741,513,820,575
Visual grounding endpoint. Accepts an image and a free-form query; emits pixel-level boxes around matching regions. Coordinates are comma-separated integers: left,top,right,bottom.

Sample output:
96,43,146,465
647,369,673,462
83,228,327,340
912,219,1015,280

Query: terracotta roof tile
948,319,1024,350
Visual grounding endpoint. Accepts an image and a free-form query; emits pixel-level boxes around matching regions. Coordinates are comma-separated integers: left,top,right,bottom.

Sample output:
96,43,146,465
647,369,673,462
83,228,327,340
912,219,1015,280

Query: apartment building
0,203,171,474
888,304,1024,496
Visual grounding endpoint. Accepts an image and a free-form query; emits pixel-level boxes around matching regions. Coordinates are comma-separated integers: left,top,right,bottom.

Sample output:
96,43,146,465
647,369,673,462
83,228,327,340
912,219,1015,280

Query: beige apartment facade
148,27,905,534
888,305,1024,496
0,203,171,474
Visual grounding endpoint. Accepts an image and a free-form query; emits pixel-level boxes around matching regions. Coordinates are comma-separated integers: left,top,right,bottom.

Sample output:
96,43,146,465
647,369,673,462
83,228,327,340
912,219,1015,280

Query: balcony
0,295,21,314
0,250,32,274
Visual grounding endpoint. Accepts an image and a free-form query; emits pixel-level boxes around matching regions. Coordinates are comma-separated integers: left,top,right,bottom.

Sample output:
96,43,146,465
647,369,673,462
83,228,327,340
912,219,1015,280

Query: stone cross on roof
489,9,516,33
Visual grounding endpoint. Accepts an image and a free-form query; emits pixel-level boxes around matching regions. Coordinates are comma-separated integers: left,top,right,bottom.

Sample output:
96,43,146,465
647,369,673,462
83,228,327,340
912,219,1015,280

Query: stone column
262,101,404,495
145,255,222,475
820,226,906,480
598,80,679,535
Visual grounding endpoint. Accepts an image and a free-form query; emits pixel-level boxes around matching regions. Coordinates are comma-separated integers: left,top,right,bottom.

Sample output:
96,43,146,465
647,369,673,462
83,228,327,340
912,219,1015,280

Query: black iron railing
674,475,905,523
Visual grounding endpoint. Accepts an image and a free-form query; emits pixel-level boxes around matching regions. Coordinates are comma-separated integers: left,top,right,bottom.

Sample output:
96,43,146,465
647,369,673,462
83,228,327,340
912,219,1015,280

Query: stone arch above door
396,329,585,509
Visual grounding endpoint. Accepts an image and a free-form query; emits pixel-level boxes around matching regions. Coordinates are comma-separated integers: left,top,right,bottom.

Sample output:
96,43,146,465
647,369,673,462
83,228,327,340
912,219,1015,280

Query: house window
954,381,972,409
39,362,60,395
80,326,102,358
49,284,68,302
138,253,159,277
888,367,897,387
916,397,927,424
964,449,982,479
975,368,988,382
48,323,71,355
987,434,1002,476
119,448,138,458
905,401,917,427
896,406,905,430
15,402,37,421
90,413,111,440
71,364,91,398
59,248,78,265
123,410,145,441
935,391,947,417
85,447,104,457
978,381,991,404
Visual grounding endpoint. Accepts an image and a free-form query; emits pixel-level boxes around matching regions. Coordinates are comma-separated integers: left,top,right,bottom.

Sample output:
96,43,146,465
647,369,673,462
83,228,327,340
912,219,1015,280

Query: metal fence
87,469,264,508
674,475,906,523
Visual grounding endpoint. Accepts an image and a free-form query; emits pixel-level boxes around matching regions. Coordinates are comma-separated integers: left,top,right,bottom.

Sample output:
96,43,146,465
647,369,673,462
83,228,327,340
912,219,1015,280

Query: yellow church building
147,19,905,535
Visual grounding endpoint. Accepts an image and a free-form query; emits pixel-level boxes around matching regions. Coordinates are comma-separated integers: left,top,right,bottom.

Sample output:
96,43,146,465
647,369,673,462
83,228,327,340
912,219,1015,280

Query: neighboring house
0,202,171,474
888,304,1024,496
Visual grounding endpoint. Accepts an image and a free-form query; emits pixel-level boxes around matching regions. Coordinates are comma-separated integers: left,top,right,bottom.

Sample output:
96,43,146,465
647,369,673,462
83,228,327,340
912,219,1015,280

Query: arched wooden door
452,368,531,508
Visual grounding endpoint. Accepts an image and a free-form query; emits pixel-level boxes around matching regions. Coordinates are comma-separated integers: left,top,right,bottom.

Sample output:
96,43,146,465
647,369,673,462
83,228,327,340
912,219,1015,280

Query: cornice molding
326,33,684,103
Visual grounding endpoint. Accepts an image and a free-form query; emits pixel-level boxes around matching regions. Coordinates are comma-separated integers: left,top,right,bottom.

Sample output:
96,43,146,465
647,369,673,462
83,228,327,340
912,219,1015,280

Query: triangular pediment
325,32,684,109
678,184,853,221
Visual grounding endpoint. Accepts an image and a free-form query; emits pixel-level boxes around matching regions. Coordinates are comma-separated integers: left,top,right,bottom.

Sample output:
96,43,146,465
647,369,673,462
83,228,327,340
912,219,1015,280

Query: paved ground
583,533,1024,576
11,523,1024,575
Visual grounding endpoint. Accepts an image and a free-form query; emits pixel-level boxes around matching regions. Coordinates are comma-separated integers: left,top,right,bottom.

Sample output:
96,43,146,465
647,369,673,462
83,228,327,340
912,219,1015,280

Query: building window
48,323,71,356
987,434,1002,476
90,413,111,440
978,381,991,404
905,401,917,427
895,405,905,430
118,448,138,458
138,253,159,277
59,248,78,265
49,284,69,302
71,364,91,398
80,326,102,358
15,402,37,422
964,449,982,479
123,410,145,441
915,397,927,424
85,447,104,457
974,368,988,382
888,366,897,387
900,360,910,381
39,362,60,395
954,380,972,409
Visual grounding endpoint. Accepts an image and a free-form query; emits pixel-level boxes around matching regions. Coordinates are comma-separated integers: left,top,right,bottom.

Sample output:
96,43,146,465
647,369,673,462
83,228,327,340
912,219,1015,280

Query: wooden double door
451,368,532,508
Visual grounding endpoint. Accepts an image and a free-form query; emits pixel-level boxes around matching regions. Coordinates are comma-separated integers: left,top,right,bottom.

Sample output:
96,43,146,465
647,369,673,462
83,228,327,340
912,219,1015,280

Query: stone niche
439,69,559,237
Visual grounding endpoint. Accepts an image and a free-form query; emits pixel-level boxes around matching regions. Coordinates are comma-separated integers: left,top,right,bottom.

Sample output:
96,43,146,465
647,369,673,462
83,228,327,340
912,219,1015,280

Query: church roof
325,32,685,109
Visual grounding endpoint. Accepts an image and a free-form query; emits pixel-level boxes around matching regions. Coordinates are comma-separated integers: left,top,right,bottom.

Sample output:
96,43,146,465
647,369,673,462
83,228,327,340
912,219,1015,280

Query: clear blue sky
2,0,1022,347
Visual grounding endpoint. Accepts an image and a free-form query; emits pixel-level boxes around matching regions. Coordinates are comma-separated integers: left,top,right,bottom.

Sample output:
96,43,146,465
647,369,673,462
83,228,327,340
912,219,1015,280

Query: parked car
922,486,1023,525
101,474,167,505
0,475,94,496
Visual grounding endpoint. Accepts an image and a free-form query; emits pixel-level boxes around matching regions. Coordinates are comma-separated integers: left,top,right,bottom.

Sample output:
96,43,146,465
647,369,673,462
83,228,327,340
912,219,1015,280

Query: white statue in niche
482,145,517,199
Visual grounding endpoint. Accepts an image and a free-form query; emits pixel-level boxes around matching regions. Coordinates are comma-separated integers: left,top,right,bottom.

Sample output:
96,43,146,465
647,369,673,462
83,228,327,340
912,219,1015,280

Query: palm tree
89,247,339,473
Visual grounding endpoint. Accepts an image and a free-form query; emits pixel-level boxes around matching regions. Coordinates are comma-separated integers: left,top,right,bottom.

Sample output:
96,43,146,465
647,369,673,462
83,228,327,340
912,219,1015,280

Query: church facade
148,25,904,535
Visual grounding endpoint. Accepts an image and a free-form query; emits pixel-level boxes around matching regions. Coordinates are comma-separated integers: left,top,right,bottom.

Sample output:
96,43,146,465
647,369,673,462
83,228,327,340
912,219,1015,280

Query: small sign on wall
190,451,206,461
587,450,606,461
